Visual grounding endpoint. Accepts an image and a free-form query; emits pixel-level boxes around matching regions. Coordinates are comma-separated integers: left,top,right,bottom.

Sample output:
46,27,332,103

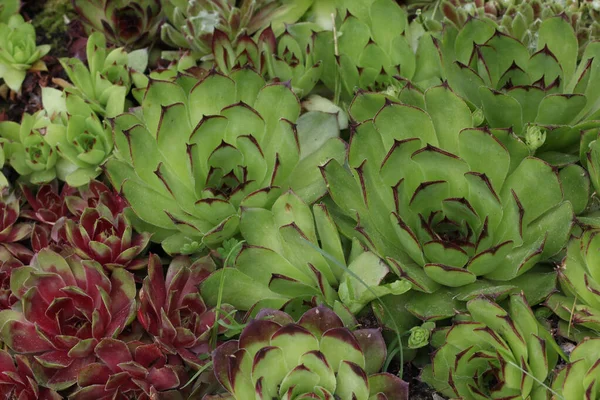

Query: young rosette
0,192,33,261
64,203,150,271
20,181,76,225
106,69,345,254
0,249,137,390
440,15,600,154
72,0,162,49
0,350,61,400
321,87,573,310
0,14,50,92
201,191,410,314
552,338,600,399
138,254,229,367
70,338,187,400
545,231,600,333
422,294,561,399
211,306,408,400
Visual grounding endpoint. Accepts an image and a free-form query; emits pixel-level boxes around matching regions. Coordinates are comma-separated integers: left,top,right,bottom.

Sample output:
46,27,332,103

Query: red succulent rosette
0,193,33,262
0,350,62,400
65,203,151,271
0,249,137,390
20,182,76,225
0,249,23,310
138,254,230,367
71,338,187,400
66,180,128,218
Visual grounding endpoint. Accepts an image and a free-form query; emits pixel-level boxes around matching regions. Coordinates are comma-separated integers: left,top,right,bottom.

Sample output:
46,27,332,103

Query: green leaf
535,94,587,126
537,16,578,84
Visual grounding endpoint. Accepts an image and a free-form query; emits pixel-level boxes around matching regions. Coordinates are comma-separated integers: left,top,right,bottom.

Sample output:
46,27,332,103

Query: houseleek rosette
72,0,162,49
201,191,410,314
441,15,600,155
0,350,61,400
545,231,600,333
0,14,50,92
321,86,573,317
0,249,136,390
58,32,148,118
314,0,443,101
210,306,408,400
106,69,345,254
422,294,561,399
552,338,600,399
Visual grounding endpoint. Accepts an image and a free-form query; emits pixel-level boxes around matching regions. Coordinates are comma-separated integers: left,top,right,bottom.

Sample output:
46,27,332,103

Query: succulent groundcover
1,0,600,399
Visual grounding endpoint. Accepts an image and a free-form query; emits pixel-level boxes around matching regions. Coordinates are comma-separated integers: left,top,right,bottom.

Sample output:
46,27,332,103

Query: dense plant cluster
0,0,599,399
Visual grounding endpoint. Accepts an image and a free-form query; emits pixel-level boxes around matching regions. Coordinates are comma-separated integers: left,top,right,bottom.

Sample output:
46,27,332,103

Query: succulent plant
0,250,22,310
202,190,410,314
552,337,600,399
440,15,600,155
0,0,19,24
72,0,163,49
65,179,128,218
106,69,346,254
422,294,561,399
20,181,76,225
64,203,151,271
0,350,62,400
0,14,50,92
211,306,409,400
58,32,148,117
0,192,33,262
314,0,443,101
70,338,187,399
160,0,314,59
138,254,229,367
0,249,136,390
545,231,600,333
322,87,573,299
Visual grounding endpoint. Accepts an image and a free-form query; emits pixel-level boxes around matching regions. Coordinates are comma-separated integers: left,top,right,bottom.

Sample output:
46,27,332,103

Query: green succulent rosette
422,294,562,399
314,0,443,101
59,32,148,118
106,68,346,254
552,338,600,399
321,86,573,319
545,231,600,334
440,15,600,156
0,14,50,92
210,306,408,400
201,190,410,314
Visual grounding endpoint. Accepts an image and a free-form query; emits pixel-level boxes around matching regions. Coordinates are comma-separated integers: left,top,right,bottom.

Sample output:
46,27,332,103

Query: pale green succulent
0,0,19,24
0,15,50,92
106,69,346,254
59,32,148,117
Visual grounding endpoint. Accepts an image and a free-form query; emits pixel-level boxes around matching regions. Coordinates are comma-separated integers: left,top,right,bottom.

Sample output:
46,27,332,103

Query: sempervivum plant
321,87,573,315
138,254,229,367
422,294,561,399
314,0,443,101
0,350,61,400
552,338,600,399
201,191,410,314
545,231,600,333
57,32,148,118
70,338,187,399
211,306,409,399
20,181,75,225
440,15,600,155
0,249,136,390
0,249,23,310
0,14,50,92
64,203,151,271
160,0,313,59
0,192,33,262
106,69,345,254
72,0,162,49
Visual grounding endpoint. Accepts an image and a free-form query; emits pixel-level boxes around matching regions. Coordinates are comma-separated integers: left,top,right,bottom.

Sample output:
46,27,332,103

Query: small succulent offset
552,338,600,399
314,0,443,101
201,191,410,314
422,294,561,399
138,254,230,368
72,0,163,49
0,192,33,262
58,32,148,118
0,249,136,390
441,15,600,155
322,87,573,300
545,231,600,333
160,0,314,59
0,350,62,400
106,69,345,254
0,14,50,92
211,306,409,399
